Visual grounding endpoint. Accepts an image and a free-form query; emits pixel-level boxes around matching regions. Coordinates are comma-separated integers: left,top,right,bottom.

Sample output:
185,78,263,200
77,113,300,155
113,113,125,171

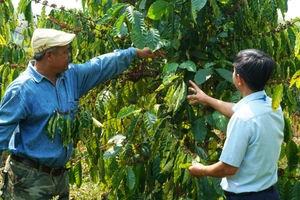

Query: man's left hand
136,47,165,59
188,163,206,178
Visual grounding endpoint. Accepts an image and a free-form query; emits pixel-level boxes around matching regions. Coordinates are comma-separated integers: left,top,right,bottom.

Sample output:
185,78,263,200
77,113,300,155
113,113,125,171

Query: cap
31,28,76,54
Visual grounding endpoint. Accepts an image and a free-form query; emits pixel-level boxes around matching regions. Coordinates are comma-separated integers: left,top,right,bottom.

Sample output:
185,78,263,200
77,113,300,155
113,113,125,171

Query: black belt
11,154,67,177
224,185,275,197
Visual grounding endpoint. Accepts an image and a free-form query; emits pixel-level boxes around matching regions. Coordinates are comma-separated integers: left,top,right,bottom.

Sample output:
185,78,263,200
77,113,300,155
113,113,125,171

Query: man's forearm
203,162,236,178
189,161,238,178
206,96,235,118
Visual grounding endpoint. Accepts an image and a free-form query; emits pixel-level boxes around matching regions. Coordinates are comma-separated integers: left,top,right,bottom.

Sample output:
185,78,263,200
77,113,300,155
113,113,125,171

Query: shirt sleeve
219,115,251,167
0,88,28,155
69,47,137,97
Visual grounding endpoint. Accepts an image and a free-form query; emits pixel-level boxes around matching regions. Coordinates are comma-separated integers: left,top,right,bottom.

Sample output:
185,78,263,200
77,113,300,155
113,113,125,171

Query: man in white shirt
187,49,284,200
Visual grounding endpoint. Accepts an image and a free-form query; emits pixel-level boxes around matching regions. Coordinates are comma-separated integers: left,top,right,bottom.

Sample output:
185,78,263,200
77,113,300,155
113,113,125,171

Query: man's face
51,45,71,72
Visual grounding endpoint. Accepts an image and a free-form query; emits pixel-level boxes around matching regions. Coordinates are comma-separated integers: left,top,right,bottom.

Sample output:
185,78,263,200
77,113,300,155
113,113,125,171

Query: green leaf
144,111,157,131
191,0,207,11
17,0,26,13
127,166,136,191
140,143,152,157
165,80,187,113
148,1,169,20
216,60,232,68
24,1,33,24
191,3,198,23
152,155,161,180
212,111,229,131
173,80,187,112
103,146,122,159
287,26,296,49
113,13,127,36
0,34,6,45
139,0,147,9
179,60,197,72
112,168,124,189
286,140,299,171
191,118,207,143
68,166,75,185
147,28,160,51
106,34,118,50
155,75,179,92
194,68,213,85
74,161,82,188
163,62,179,73
126,114,141,138
117,106,141,119
215,68,233,83
204,62,216,68
277,0,288,19
161,158,174,174
217,32,228,38
132,10,146,33
108,134,126,146
96,14,112,25
125,6,135,23
272,84,283,111
291,181,300,200
212,178,223,196
107,3,127,16
289,70,300,89
283,115,293,143
127,9,147,49
282,180,293,200
131,29,147,50
195,146,208,160
179,163,192,168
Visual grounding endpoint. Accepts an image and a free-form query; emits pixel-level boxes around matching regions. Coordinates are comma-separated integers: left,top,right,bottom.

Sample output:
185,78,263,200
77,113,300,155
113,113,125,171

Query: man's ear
45,50,54,61
236,74,245,86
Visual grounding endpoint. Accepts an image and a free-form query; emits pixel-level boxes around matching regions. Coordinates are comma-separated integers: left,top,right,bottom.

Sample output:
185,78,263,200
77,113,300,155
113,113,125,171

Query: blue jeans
225,186,280,200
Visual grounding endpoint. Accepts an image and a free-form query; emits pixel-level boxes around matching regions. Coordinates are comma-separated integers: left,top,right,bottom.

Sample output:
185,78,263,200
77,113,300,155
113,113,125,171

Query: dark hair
33,47,58,61
233,49,275,92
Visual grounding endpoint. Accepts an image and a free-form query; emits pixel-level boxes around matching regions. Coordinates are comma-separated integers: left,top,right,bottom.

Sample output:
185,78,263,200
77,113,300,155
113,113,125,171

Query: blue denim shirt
0,47,137,168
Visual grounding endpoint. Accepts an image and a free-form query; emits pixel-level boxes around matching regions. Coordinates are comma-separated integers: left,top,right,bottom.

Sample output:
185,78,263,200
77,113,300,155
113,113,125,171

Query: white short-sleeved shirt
220,90,284,193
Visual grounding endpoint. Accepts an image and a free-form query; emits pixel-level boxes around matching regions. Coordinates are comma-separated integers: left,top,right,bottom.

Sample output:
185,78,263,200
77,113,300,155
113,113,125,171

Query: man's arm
186,80,235,118
73,47,164,97
188,161,238,178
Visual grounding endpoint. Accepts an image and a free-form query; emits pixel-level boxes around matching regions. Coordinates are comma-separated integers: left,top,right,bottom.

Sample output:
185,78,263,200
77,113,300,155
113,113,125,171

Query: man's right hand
186,80,235,118
186,80,210,106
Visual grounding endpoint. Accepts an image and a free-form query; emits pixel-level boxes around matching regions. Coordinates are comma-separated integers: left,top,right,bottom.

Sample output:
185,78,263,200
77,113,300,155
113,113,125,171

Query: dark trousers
0,155,69,200
225,186,280,200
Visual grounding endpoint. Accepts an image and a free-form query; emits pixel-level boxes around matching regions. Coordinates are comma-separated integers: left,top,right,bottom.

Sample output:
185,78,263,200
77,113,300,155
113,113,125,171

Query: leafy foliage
1,0,300,199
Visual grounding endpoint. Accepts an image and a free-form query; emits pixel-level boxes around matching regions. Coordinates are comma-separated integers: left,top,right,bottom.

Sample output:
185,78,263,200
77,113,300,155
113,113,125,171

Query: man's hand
188,163,206,178
187,80,235,118
186,80,210,106
136,47,165,59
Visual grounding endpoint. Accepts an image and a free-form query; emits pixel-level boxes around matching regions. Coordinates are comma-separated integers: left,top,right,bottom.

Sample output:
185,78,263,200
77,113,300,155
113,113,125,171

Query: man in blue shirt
0,28,163,199
187,49,284,200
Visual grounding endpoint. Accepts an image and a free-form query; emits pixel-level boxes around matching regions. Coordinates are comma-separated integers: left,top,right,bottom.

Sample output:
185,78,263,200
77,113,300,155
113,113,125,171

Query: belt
11,154,67,177
224,185,275,197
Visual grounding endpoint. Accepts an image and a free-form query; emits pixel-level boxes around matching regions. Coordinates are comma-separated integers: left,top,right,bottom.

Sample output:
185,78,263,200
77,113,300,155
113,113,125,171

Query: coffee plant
1,0,299,199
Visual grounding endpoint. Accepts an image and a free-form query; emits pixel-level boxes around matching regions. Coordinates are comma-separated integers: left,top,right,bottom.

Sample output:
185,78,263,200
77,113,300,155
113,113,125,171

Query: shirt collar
28,60,65,83
233,90,267,112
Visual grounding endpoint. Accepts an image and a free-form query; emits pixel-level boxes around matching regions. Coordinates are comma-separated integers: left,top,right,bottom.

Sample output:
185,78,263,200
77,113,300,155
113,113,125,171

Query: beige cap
31,28,76,53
